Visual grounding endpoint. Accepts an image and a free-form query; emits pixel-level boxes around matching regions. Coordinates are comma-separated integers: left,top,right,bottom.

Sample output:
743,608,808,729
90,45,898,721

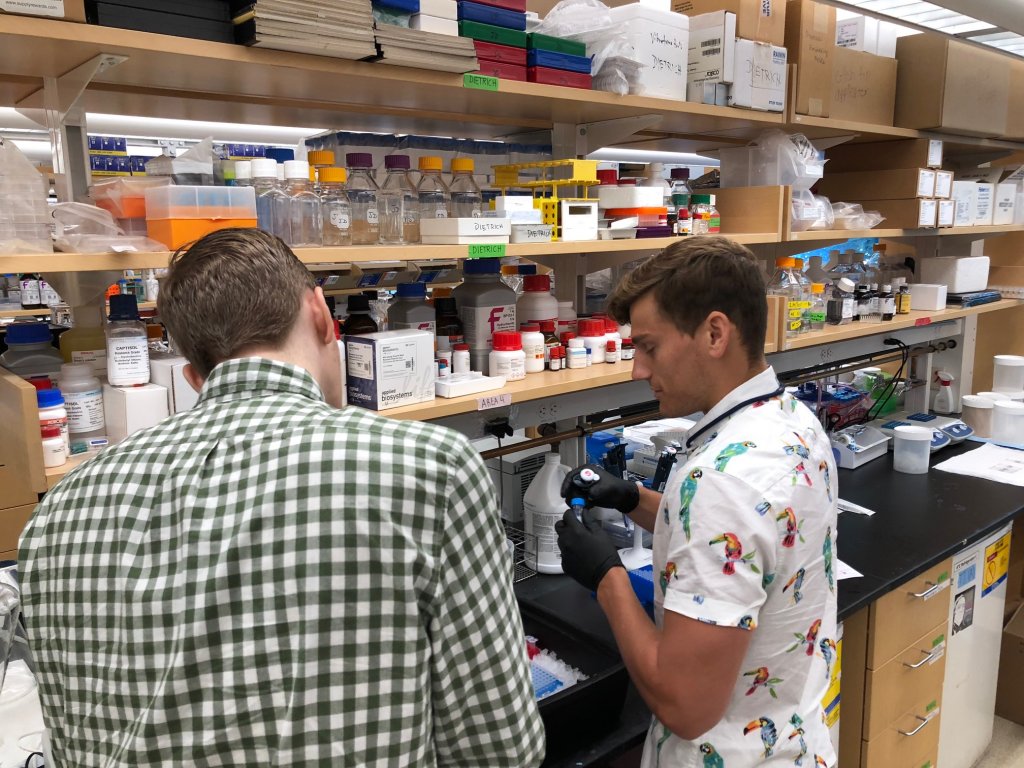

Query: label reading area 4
467,243,507,258
477,393,512,411
463,74,499,91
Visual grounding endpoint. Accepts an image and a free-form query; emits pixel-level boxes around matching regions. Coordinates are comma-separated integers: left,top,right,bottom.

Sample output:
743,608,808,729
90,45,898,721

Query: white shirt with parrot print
641,366,838,768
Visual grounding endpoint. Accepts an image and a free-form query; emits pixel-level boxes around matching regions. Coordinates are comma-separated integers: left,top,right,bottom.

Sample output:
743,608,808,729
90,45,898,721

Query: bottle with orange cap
449,157,482,218
767,256,806,338
417,156,450,220
319,167,351,246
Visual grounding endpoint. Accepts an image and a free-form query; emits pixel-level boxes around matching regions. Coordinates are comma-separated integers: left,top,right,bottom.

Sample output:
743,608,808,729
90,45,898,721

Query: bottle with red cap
489,331,525,380
517,273,559,326
539,320,559,362
578,318,607,364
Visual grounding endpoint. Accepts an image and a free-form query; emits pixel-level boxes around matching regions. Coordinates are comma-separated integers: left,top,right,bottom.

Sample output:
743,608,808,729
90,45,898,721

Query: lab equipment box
830,47,896,126
144,185,257,249
853,198,937,229
784,0,836,117
728,39,787,112
1,0,85,21
150,356,199,414
346,330,435,411
686,10,735,101
817,168,936,202
920,255,990,295
673,0,785,47
610,3,690,100
103,383,170,443
825,138,944,174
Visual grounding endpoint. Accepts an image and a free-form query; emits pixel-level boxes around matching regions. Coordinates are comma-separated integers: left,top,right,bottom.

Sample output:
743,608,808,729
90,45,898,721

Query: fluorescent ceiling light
587,147,718,165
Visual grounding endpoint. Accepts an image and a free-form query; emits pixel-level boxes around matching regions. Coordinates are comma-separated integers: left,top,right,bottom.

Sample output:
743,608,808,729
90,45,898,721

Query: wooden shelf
779,299,1024,351
787,225,1024,243
44,452,94,490
789,114,1024,153
0,307,50,318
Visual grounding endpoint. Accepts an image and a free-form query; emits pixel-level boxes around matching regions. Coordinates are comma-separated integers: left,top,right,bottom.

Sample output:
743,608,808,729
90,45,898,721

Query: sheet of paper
837,559,863,581
837,498,876,516
933,443,1024,487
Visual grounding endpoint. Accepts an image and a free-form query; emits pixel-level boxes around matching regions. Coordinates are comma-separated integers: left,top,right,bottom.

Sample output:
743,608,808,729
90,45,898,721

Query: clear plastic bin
720,143,825,190
144,185,258,248
92,177,172,219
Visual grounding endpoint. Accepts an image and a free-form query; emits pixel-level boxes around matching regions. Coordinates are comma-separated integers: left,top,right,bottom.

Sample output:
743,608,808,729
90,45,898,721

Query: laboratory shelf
44,451,92,490
779,299,1024,351
788,113,1024,153
787,225,1024,243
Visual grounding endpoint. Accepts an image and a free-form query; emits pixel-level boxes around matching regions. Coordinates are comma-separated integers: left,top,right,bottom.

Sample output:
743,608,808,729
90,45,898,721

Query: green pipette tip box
459,20,527,48
527,33,586,57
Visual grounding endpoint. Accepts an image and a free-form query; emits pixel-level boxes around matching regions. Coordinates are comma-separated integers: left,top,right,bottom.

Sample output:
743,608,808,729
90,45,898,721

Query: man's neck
704,358,771,412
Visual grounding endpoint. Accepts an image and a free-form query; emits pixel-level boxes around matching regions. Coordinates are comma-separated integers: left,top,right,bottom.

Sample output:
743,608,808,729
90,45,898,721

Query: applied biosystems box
346,329,435,410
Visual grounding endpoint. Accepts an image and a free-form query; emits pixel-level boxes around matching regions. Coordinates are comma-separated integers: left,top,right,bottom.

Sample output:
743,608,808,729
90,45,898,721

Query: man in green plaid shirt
20,229,545,767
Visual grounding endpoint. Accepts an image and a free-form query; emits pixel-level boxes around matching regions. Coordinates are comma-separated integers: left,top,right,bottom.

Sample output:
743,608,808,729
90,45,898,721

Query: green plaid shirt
20,357,545,767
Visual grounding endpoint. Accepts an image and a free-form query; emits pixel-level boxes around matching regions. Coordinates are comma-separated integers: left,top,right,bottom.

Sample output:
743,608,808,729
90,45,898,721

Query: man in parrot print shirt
556,237,838,767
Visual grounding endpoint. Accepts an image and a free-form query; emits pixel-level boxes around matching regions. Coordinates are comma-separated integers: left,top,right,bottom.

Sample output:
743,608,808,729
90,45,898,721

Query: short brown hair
607,236,767,361
158,228,316,378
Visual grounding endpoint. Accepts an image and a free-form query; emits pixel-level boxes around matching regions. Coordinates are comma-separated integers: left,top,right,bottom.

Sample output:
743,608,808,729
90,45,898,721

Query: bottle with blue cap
387,283,435,335
106,294,150,387
450,258,517,373
0,322,63,383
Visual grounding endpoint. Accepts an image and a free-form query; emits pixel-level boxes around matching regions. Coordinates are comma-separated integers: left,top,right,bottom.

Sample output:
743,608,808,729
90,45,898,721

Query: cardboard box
1007,60,1024,142
0,0,86,21
728,39,787,112
997,604,1024,726
825,138,943,174
830,46,896,125
103,383,170,443
784,0,835,117
150,356,199,414
687,10,737,98
995,182,1018,226
835,14,900,58
895,34,1010,137
346,330,435,411
672,0,785,47
817,168,934,202
934,170,954,200
952,181,977,227
975,183,995,226
856,198,937,229
937,199,955,228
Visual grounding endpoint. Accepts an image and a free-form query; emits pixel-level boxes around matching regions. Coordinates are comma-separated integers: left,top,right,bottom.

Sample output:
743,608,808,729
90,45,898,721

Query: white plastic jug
523,452,570,575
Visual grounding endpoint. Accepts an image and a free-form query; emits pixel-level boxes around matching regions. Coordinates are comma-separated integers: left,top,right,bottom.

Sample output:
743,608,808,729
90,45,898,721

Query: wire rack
503,521,537,584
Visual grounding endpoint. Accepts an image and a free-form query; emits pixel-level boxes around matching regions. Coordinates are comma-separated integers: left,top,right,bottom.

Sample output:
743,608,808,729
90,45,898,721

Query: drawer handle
903,650,937,670
898,713,936,737
908,580,947,600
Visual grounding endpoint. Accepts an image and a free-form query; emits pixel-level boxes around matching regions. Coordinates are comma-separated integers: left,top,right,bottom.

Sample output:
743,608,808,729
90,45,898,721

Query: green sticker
938,570,949,583
467,243,507,258
932,634,945,648
926,699,938,713
463,73,499,91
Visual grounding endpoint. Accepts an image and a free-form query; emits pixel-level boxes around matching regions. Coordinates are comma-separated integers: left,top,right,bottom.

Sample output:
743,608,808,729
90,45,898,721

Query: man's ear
311,286,335,346
703,311,733,359
182,363,204,394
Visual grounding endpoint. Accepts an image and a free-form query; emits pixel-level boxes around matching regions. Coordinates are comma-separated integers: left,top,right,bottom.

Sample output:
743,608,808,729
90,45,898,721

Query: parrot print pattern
642,368,837,768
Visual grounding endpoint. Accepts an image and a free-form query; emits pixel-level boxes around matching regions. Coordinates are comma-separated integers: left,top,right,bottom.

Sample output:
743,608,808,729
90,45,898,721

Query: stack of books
232,0,378,59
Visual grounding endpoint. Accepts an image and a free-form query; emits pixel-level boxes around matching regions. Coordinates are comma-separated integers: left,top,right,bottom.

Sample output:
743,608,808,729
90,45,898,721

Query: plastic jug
523,452,570,575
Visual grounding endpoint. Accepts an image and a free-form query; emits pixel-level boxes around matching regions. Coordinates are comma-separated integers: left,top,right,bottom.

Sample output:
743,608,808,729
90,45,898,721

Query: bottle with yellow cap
417,156,450,220
319,167,352,246
308,150,335,194
449,157,482,218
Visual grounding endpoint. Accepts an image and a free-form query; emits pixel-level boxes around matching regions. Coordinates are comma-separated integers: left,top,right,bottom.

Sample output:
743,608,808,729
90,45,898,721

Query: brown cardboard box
818,168,935,201
1007,61,1024,142
825,139,944,174
784,0,835,117
895,34,1009,137
997,604,1024,726
672,0,786,47
0,0,85,22
855,198,938,229
830,46,896,125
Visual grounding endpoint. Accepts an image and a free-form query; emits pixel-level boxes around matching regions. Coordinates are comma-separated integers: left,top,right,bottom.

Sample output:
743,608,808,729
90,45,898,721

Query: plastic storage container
91,176,172,219
607,4,689,99
0,322,62,384
892,425,932,474
451,257,517,372
992,401,1024,445
960,395,994,439
144,185,257,249
993,355,1024,394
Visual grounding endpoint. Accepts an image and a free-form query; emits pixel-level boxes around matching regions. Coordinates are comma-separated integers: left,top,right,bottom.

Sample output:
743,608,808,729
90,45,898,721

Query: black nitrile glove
560,464,639,515
555,507,624,593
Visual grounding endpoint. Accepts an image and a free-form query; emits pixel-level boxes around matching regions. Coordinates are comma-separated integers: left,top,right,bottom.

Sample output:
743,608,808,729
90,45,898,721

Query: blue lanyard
685,386,786,450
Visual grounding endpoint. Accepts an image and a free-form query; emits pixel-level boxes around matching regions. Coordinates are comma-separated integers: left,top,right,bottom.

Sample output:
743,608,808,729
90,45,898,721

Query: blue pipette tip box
628,564,654,606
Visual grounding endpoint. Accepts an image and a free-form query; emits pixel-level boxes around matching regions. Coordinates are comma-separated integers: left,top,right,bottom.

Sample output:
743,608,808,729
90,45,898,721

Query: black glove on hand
555,507,624,593
560,464,639,514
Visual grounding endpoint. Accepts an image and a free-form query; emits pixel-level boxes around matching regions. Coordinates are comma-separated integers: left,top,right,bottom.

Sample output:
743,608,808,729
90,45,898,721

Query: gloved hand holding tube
555,504,624,593
559,464,640,515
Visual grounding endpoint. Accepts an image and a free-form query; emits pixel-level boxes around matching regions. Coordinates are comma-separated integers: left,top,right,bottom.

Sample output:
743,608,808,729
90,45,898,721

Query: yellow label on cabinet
984,532,1011,597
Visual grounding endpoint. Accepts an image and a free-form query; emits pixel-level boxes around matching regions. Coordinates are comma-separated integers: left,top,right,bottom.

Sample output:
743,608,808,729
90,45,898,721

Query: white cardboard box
687,10,737,99
952,181,977,227
995,182,1017,226
920,255,991,294
410,13,458,34
418,0,457,20
346,329,435,410
728,39,787,112
975,183,995,226
103,383,170,443
493,195,535,213
909,283,948,311
935,170,954,199
150,355,199,414
419,217,510,237
609,3,690,100
938,199,956,228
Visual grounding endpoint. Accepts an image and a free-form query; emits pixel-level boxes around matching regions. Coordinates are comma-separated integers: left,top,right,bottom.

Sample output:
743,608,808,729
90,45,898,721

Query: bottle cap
523,274,551,293
882,284,892,292
520,323,540,333
539,320,556,333
319,167,347,184
307,150,335,166
108,294,140,321
29,379,51,392
622,337,633,345
451,157,474,173
811,283,825,294
40,425,61,439
5,322,51,345
419,156,443,172
518,264,537,276
578,318,604,337
37,388,64,408
234,161,252,180
384,154,411,170
283,160,310,180
492,331,522,351
560,332,576,344
396,282,426,299
606,340,617,352
346,152,374,169
250,158,278,178
605,318,618,333
836,278,856,293
453,342,470,351
462,258,501,275
346,294,370,312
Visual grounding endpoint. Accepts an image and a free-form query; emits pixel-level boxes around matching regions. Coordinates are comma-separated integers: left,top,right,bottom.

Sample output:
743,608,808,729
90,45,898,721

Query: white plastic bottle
40,424,67,468
579,318,607,364
934,371,956,414
488,331,525,381
517,274,559,325
523,452,570,574
567,337,587,369
520,323,545,374
144,269,160,302
37,388,69,453
452,343,470,374
58,363,105,448
557,300,577,335
106,294,150,386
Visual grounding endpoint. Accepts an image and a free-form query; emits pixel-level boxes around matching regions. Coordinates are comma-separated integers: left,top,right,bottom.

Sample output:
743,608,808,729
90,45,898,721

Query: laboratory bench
516,440,1024,768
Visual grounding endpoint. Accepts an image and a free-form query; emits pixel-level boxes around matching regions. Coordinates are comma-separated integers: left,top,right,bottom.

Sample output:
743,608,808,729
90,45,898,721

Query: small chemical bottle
605,339,620,363
567,338,587,369
437,349,452,379
868,282,881,321
578,318,607,364
827,278,856,326
319,167,352,246
144,270,160,302
557,300,577,336
489,331,525,381
417,156,450,220
449,158,482,218
879,283,896,321
895,278,912,315
40,424,67,468
548,346,564,371
434,297,465,351
854,284,869,323
58,362,105,449
37,388,70,453
807,283,827,331
345,153,380,245
452,343,470,374
20,274,42,309
341,294,379,336
106,294,150,387
559,331,576,347
520,323,545,374
621,337,635,360
540,320,559,362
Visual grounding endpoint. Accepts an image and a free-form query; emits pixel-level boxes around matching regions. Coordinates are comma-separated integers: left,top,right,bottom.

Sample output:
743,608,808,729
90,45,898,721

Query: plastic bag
0,138,52,254
145,137,216,185
791,190,834,231
50,202,165,253
831,202,885,230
